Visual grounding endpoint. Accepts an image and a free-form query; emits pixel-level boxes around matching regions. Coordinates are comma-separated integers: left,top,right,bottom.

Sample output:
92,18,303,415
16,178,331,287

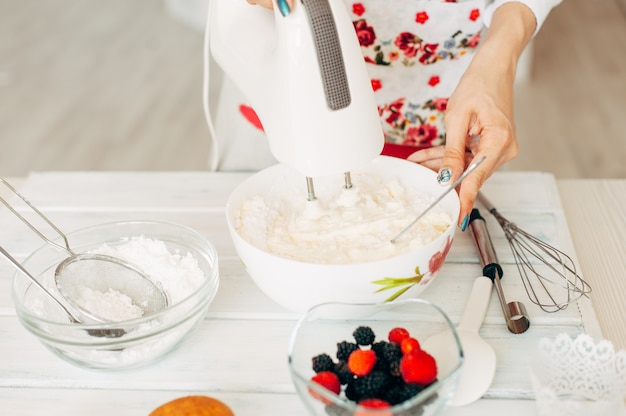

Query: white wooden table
0,171,623,415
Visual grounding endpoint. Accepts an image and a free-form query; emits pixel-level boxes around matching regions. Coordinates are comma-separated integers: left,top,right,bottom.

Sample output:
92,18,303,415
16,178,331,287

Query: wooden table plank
0,315,580,397
0,171,617,416
0,388,539,416
558,179,626,351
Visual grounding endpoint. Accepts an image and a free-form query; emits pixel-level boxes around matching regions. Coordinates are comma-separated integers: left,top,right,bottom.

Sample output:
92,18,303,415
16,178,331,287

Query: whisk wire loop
478,192,592,313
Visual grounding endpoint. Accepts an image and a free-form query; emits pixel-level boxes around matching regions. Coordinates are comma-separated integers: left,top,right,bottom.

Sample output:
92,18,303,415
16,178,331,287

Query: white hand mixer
206,0,384,198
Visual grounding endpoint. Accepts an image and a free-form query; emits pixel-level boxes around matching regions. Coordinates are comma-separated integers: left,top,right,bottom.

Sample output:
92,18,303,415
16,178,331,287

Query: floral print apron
212,0,486,170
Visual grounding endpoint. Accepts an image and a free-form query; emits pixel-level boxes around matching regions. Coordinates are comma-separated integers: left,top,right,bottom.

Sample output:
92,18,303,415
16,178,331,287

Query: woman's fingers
407,146,445,168
247,0,294,16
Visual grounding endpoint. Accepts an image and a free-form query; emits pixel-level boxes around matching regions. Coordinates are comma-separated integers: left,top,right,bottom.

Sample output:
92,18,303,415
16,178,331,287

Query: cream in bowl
226,156,460,312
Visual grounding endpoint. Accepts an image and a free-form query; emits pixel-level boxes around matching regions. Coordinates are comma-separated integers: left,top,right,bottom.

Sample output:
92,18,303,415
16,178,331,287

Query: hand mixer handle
209,0,384,178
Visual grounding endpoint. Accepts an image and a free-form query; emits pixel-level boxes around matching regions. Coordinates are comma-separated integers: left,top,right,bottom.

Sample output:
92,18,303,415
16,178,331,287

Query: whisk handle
468,208,504,281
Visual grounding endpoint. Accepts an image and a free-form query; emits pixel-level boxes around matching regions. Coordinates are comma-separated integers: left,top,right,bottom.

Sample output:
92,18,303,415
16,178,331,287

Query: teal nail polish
277,0,291,16
460,214,470,231
437,168,452,185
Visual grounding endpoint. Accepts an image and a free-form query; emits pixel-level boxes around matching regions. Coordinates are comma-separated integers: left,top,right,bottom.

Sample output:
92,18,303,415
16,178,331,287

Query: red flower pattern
347,2,483,149
418,43,440,64
381,98,406,126
415,11,429,24
431,98,448,112
428,76,440,87
352,3,365,17
394,32,420,58
428,236,453,276
404,124,438,146
466,32,481,48
353,19,376,47
239,104,264,131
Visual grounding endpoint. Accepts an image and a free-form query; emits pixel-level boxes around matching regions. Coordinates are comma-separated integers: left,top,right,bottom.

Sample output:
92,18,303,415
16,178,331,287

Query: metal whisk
477,192,592,313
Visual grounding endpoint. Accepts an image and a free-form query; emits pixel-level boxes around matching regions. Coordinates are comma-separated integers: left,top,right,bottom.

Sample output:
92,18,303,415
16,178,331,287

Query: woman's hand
246,0,273,8
408,2,537,229
246,0,295,16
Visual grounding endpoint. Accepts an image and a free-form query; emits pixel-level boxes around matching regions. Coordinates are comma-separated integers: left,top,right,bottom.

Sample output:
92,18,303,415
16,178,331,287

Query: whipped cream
235,174,451,264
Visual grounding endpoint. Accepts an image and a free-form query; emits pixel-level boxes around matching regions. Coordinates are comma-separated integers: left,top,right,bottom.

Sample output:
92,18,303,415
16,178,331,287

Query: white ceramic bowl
11,221,219,371
226,156,460,312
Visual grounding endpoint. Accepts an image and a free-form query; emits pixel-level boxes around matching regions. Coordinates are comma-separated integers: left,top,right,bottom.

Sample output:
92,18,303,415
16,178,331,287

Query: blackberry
336,341,358,361
352,370,390,400
384,382,424,405
381,341,402,363
372,341,388,370
389,358,402,377
372,340,402,374
371,340,387,357
394,392,439,416
352,326,376,346
344,379,359,401
383,384,405,406
312,353,335,373
334,360,354,385
402,383,425,401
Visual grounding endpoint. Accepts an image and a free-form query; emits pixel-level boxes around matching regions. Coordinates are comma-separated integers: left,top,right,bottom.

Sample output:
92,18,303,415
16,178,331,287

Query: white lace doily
530,333,626,416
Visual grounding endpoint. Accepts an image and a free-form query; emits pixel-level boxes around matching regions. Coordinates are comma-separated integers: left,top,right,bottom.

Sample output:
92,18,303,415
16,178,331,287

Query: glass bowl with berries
288,299,463,416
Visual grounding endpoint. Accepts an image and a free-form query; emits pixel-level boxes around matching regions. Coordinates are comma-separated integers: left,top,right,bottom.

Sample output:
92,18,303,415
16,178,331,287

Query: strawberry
400,337,421,355
358,398,391,408
388,327,410,345
356,398,392,416
347,349,377,377
400,349,437,385
310,371,341,395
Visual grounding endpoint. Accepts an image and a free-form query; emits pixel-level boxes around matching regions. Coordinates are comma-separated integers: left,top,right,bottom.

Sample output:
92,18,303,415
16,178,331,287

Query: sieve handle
0,245,81,323
0,178,73,254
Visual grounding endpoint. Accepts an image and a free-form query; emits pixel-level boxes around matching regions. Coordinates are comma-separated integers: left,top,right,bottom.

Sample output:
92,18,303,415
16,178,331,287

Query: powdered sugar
74,288,144,322
71,236,206,321
27,236,206,323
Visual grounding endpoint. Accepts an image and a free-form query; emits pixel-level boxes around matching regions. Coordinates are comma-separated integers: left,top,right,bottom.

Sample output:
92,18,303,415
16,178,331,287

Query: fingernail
460,214,470,231
437,167,452,185
277,0,291,16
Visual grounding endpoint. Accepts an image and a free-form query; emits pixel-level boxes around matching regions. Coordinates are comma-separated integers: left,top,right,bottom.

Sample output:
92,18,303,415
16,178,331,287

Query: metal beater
477,192,592,313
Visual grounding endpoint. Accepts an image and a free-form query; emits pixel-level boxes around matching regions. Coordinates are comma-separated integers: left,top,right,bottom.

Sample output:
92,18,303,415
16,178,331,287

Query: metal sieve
0,178,168,328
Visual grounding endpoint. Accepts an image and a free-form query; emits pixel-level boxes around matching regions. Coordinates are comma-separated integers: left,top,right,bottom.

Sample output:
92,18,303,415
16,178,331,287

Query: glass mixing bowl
288,299,464,416
11,220,219,371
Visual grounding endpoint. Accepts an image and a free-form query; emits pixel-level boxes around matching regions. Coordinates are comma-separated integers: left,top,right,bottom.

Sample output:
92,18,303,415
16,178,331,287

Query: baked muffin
149,395,234,416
